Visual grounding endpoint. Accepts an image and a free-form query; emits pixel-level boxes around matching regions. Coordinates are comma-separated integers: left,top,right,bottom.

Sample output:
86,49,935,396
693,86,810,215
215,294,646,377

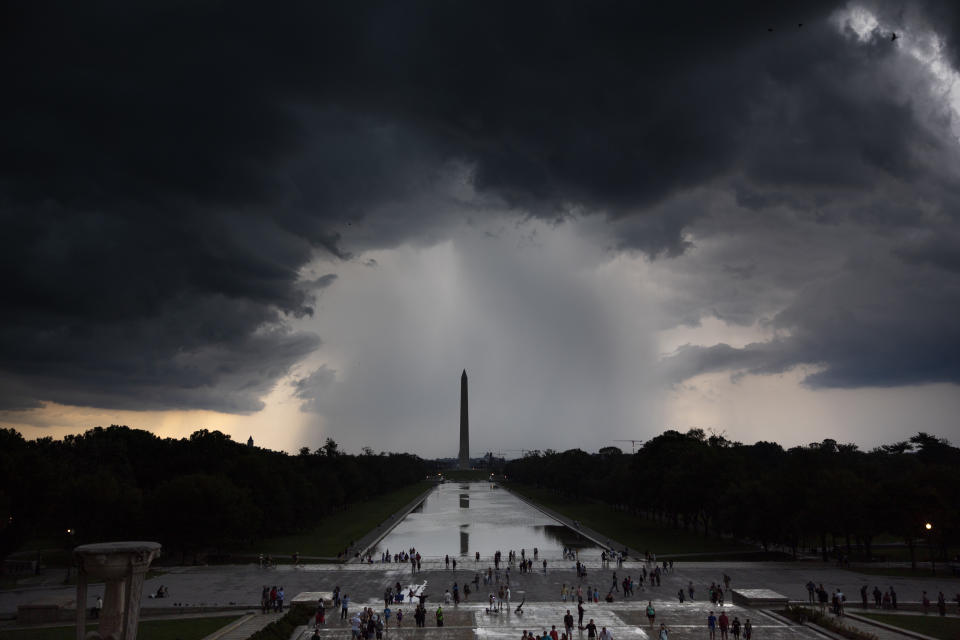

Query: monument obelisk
459,369,469,469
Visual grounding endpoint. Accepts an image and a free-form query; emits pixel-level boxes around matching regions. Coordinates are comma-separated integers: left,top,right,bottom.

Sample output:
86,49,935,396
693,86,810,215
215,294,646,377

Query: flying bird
891,32,898,41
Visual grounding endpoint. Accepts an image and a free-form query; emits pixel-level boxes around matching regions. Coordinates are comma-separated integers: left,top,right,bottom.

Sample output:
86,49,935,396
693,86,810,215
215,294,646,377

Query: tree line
504,430,959,565
0,426,426,562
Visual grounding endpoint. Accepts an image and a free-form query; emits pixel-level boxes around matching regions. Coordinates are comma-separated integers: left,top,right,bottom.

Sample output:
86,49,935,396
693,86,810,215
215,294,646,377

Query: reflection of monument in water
459,486,470,555
458,369,469,469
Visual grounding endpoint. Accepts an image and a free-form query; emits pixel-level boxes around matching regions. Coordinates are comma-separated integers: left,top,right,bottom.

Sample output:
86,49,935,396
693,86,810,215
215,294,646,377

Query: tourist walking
586,619,597,639
743,619,752,640
658,624,669,640
646,602,656,626
707,611,717,640
341,594,350,619
719,611,729,640
564,609,574,637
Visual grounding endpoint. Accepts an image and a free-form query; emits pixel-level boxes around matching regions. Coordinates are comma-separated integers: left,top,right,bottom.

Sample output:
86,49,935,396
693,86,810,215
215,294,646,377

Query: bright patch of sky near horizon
6,212,960,455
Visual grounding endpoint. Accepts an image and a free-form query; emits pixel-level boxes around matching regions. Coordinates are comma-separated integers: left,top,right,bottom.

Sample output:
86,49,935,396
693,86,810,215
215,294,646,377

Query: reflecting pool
372,482,599,559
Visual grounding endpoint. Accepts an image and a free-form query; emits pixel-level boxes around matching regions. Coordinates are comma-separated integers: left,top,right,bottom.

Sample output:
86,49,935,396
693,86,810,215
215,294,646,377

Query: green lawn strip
846,566,951,578
506,483,753,556
0,615,242,640
255,481,432,557
859,612,960,640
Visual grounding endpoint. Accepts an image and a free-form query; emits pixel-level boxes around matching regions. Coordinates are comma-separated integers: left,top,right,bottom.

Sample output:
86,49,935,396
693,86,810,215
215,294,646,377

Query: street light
64,527,76,582
924,523,935,575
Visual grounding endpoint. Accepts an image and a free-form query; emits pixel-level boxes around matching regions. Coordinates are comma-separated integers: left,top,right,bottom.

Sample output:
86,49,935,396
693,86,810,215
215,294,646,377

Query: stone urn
74,541,161,640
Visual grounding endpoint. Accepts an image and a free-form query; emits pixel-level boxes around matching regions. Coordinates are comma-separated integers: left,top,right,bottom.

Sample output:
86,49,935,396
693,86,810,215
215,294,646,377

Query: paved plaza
2,559,958,638
293,600,813,640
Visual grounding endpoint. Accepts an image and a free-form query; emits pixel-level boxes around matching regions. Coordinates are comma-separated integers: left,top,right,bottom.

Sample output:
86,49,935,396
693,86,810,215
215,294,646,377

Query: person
342,594,350,619
646,601,656,626
743,619,752,640
937,592,946,616
806,580,815,603
396,609,403,627
586,619,597,639
550,625,559,640
277,586,284,612
677,588,685,603
436,605,444,627
890,586,897,609
311,629,321,640
688,581,695,600
731,616,741,640
578,601,585,628
598,626,612,640
375,615,384,640
718,611,729,640
383,606,391,628
93,595,102,619
350,614,361,639
817,584,828,614
707,611,717,640
564,609,574,638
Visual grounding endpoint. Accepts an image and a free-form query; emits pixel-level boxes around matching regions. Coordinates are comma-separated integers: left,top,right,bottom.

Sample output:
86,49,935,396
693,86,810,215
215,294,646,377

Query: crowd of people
286,547,960,640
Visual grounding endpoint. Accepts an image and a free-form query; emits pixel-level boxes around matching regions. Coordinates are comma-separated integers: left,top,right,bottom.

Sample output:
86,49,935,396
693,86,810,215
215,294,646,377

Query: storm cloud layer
2,1,959,422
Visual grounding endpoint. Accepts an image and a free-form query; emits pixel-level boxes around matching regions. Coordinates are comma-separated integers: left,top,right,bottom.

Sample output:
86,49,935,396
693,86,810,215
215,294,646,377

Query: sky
2,1,960,456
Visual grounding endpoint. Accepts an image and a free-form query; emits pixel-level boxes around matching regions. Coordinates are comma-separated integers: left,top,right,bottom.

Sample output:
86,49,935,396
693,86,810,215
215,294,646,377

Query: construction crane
613,439,643,454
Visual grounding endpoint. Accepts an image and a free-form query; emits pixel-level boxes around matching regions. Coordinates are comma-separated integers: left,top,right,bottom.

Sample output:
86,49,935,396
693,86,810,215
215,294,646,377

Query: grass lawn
506,484,753,556
0,615,242,640
255,481,432,557
847,566,951,578
859,612,960,640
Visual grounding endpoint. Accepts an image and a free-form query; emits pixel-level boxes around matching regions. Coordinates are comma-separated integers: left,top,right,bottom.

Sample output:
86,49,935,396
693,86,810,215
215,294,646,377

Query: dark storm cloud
2,0,959,412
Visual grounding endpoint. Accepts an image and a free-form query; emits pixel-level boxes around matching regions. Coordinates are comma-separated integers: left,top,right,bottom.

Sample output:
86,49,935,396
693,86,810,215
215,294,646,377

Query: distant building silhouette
247,436,254,448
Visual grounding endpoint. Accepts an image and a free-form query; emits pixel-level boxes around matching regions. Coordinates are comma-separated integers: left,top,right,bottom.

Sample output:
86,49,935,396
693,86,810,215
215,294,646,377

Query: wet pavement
290,600,821,640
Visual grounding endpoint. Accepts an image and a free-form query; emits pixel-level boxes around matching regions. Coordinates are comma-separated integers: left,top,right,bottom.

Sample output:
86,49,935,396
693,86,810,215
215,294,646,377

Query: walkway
202,611,283,640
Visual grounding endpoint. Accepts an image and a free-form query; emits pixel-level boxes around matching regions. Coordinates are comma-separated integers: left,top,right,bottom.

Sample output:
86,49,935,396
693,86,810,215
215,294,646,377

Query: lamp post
924,523,935,575
63,528,76,582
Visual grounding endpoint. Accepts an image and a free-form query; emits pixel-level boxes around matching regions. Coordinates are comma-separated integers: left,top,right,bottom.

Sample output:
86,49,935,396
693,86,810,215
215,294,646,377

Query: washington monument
459,369,469,469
